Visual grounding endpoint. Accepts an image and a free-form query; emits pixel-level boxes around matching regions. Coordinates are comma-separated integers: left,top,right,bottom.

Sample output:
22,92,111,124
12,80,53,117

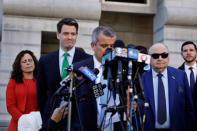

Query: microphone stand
67,68,74,131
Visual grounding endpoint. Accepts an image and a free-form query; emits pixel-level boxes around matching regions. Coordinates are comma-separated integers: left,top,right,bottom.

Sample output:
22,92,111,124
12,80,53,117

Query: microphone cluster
55,66,99,96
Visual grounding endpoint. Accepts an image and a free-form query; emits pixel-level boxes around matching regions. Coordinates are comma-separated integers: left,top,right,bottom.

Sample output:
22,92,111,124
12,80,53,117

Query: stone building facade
0,0,197,130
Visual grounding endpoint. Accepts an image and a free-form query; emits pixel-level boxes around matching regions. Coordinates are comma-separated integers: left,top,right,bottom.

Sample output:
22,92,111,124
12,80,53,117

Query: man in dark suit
73,26,120,131
37,18,90,130
141,43,194,131
178,41,197,129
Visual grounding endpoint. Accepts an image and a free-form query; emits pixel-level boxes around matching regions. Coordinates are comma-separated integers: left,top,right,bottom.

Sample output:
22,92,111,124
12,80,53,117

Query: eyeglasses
151,53,168,59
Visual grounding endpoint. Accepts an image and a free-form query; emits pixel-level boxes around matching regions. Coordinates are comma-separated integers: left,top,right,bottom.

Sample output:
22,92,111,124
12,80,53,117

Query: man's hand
51,103,68,123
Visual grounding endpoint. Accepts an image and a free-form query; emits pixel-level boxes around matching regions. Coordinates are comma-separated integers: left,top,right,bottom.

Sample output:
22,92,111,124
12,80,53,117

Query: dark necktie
157,74,167,124
189,67,195,93
61,52,69,80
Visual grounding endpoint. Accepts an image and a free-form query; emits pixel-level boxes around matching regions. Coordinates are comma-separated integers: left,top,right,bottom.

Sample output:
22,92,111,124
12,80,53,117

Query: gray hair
148,43,169,54
91,26,116,45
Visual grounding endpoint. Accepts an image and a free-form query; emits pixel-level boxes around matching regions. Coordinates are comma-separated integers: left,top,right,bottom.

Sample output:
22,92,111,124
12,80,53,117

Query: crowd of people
5,17,197,131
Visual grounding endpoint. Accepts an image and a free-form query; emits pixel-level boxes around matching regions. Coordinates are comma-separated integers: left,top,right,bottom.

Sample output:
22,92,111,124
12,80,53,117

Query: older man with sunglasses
141,43,195,131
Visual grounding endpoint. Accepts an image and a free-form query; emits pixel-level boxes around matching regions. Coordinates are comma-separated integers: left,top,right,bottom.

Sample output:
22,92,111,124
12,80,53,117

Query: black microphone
55,75,71,95
56,68,99,95
115,40,125,84
75,68,99,89
102,48,113,79
114,40,125,48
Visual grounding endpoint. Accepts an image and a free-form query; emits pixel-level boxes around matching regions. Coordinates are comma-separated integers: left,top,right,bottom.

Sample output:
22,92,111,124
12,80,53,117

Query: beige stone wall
164,0,197,67
0,15,99,127
100,12,153,49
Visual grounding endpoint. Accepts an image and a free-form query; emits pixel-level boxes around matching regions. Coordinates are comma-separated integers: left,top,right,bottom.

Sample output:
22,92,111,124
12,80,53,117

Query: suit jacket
37,48,91,129
178,62,197,130
73,56,98,131
141,66,194,131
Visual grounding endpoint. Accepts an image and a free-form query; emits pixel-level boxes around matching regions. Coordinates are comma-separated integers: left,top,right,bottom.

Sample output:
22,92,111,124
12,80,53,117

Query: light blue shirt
152,68,170,128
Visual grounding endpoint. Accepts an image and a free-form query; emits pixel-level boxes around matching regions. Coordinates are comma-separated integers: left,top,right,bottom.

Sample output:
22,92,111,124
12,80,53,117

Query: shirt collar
93,55,102,69
59,46,76,57
185,62,197,70
152,68,168,79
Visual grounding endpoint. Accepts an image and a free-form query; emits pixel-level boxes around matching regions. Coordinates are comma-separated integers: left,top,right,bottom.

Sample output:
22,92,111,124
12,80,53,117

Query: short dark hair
11,50,38,83
181,41,197,51
135,45,148,54
57,18,79,33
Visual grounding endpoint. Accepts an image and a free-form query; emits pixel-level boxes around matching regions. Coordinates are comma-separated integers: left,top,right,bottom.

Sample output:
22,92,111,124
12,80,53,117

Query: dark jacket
37,48,91,130
178,62,197,130
142,66,195,131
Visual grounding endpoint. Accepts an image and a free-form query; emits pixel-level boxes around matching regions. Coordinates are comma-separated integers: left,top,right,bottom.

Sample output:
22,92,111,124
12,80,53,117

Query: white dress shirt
93,55,120,129
59,46,75,75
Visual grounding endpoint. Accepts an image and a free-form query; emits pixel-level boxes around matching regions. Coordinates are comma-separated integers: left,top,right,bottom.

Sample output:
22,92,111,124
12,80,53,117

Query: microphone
114,40,125,48
55,75,71,95
56,67,99,95
127,60,133,87
137,52,151,64
75,68,99,89
114,40,125,83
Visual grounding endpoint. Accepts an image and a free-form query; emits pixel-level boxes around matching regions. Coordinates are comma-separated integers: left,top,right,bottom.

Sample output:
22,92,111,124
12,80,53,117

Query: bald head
149,43,169,73
149,43,169,54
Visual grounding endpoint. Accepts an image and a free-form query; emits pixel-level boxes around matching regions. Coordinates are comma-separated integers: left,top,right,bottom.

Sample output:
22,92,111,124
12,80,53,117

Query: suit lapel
53,50,61,81
73,48,81,63
167,67,176,117
146,70,156,116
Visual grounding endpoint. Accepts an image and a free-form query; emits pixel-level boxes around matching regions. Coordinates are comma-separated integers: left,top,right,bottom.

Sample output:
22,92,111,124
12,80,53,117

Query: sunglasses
151,53,168,59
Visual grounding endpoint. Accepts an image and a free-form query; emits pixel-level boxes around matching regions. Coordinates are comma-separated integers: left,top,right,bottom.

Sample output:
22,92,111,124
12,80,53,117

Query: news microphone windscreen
114,40,125,48
127,43,135,48
105,48,112,54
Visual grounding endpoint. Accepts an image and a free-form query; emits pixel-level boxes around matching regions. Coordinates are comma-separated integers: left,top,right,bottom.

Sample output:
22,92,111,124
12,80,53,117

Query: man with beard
178,41,197,130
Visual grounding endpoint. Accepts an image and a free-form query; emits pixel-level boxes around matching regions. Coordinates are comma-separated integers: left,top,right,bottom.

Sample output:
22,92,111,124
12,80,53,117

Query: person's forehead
98,34,115,42
183,44,195,49
152,45,168,53
61,25,76,31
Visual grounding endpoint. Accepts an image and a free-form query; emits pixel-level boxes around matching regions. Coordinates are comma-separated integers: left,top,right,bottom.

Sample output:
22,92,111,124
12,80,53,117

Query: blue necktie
157,74,167,124
189,67,195,94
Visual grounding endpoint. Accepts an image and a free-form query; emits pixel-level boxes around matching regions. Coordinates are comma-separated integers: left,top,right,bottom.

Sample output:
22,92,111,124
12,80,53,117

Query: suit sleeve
6,79,23,121
37,57,47,119
183,72,195,130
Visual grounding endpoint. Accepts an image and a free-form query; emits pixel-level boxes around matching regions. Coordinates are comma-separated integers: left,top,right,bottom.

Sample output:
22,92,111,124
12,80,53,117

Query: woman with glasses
6,50,39,131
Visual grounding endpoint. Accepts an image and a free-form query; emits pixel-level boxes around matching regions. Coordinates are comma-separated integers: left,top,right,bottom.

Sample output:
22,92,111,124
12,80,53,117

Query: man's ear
91,42,95,49
56,32,60,40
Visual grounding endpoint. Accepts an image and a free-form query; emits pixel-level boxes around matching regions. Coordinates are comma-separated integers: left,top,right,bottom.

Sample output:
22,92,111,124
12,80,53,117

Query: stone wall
154,0,197,68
